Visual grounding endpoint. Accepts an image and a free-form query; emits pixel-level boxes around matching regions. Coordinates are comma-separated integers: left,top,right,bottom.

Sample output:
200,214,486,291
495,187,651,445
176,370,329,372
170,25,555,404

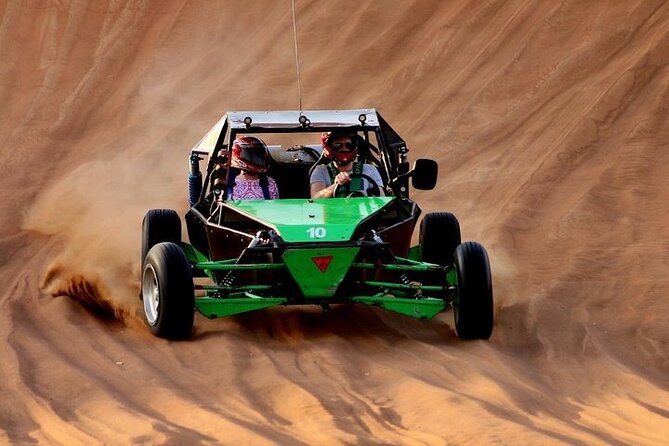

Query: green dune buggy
140,109,493,340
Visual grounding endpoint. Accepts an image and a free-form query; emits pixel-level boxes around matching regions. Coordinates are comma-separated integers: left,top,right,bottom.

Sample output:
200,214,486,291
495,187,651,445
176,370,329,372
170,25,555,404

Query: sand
1,0,667,444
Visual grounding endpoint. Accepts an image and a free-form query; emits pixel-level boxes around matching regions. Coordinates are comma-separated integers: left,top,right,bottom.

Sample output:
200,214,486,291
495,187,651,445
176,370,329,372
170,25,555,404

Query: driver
310,130,384,198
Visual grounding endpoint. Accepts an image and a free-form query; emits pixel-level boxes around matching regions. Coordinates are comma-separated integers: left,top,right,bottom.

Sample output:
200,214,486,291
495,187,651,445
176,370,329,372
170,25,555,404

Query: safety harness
327,162,363,197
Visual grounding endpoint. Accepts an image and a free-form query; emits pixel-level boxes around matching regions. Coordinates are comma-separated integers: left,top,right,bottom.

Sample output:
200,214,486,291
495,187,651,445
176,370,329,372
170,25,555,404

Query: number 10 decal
307,227,327,238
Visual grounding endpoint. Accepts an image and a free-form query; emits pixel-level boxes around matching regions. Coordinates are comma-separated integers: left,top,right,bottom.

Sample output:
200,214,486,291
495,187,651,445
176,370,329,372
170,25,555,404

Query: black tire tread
420,212,461,265
454,241,494,340
141,209,181,266
143,242,194,340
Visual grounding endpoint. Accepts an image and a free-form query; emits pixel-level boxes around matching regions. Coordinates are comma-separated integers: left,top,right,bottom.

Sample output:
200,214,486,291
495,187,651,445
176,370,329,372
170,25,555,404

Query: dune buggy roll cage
189,109,412,204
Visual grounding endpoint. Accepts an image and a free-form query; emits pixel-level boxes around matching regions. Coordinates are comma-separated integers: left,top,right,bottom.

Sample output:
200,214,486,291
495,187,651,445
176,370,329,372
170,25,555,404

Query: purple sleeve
269,177,280,199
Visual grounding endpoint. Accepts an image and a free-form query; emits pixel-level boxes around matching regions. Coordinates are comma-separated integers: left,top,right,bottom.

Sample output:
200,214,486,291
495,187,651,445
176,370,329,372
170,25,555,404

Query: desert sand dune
1,0,667,444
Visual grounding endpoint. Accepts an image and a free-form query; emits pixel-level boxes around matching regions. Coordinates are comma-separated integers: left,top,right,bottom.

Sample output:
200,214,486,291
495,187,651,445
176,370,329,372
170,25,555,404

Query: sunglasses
330,141,357,151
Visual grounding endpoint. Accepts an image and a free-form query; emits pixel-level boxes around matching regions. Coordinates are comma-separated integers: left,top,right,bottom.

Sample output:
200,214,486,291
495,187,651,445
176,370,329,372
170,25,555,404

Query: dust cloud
1,1,667,444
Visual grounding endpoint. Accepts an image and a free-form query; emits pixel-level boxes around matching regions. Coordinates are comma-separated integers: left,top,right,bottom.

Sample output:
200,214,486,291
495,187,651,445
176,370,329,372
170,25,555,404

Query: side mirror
411,158,438,190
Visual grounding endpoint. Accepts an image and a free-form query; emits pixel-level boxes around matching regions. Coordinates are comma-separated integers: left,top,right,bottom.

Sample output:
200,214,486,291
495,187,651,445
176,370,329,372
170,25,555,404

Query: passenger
227,136,279,200
310,130,384,198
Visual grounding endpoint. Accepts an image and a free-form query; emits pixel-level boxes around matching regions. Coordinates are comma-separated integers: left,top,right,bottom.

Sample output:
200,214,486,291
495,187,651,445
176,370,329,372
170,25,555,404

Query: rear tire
453,241,493,340
141,209,181,267
420,212,461,265
141,242,195,340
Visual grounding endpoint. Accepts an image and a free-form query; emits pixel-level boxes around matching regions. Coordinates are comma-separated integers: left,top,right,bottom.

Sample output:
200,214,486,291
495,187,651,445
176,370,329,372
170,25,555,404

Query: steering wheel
332,172,382,198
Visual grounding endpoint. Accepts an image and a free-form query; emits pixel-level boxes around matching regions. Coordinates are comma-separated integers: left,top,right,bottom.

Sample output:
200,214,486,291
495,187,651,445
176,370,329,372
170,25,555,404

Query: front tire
453,241,493,340
142,242,195,340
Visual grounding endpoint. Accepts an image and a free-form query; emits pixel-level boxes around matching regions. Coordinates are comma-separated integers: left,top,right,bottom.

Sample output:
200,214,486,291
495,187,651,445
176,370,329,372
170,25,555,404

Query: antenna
291,0,303,112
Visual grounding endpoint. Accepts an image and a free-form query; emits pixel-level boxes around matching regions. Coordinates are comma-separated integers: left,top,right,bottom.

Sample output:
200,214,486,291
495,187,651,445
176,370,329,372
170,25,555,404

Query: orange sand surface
1,1,667,444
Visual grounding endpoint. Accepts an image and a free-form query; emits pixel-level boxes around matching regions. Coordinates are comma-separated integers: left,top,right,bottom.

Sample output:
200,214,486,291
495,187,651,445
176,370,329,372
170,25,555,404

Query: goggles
330,140,357,151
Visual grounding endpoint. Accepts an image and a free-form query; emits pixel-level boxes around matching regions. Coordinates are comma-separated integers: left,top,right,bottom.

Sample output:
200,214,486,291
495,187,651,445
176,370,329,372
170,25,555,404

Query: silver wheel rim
142,264,160,325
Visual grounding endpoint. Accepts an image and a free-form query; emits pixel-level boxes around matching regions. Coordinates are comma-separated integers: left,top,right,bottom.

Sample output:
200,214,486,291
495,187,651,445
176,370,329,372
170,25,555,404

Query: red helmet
231,136,271,174
321,131,358,165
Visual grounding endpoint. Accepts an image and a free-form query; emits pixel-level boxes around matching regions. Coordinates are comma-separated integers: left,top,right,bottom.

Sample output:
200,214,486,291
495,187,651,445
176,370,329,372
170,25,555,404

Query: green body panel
353,295,446,319
226,197,394,242
180,243,210,264
407,245,422,261
447,268,458,286
179,197,456,320
282,247,360,298
195,296,287,318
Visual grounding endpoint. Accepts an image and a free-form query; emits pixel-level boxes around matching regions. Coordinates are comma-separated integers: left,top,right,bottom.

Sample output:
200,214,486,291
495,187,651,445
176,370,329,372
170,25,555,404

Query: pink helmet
321,131,358,165
231,136,271,174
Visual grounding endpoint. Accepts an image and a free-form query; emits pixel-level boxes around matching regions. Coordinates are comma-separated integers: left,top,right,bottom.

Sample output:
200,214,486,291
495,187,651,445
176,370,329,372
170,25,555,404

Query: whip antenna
291,0,303,112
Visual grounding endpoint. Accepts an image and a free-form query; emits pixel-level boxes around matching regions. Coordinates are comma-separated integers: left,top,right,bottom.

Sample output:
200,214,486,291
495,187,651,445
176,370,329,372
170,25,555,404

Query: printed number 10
307,227,326,238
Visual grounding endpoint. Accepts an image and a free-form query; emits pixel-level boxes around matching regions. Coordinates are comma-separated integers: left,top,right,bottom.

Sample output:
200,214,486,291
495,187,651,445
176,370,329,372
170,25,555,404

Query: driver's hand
334,172,350,185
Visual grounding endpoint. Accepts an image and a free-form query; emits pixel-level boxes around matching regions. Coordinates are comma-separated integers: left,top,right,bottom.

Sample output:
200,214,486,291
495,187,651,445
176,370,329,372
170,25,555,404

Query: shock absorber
400,273,422,298
188,152,203,207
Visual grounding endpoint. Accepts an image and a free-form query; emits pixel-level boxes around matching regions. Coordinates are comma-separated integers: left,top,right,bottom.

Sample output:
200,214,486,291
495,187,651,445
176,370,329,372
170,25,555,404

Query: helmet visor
238,146,270,168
